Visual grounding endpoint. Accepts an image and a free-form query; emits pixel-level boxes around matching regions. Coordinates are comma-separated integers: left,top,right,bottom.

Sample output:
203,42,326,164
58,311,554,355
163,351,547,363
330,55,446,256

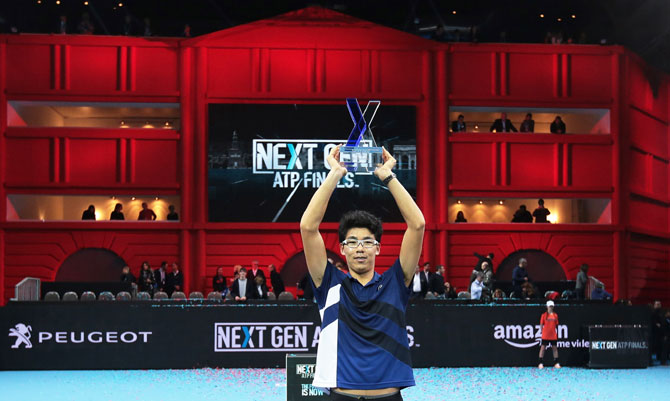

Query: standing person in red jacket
538,300,561,369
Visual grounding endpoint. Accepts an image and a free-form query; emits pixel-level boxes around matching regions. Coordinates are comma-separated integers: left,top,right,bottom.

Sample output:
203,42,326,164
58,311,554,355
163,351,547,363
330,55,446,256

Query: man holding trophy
300,100,425,400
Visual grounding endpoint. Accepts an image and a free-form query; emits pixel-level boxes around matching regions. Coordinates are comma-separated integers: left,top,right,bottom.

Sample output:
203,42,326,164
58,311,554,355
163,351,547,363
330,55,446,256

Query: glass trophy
340,98,383,173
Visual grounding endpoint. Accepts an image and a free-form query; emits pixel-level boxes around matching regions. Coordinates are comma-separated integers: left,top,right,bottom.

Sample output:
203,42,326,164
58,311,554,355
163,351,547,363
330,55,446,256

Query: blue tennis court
2,366,668,401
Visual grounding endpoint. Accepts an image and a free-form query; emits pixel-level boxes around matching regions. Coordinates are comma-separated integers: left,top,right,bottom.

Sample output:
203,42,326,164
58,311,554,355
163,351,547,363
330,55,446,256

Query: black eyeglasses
341,239,379,249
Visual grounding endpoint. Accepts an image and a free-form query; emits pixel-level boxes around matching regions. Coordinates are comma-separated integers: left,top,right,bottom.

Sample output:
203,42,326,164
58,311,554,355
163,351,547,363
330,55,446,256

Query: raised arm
374,147,425,286
300,145,348,288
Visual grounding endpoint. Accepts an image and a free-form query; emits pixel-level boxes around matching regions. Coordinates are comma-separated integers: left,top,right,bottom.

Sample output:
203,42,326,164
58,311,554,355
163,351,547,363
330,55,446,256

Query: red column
191,46,208,293
0,42,6,305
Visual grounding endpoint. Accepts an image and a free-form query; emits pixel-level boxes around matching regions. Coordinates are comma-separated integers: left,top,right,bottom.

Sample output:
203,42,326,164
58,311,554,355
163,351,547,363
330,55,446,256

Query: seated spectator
470,272,485,300
430,265,447,298
520,113,535,132
268,264,285,294
591,282,612,300
138,261,155,294
492,288,505,300
232,267,254,301
212,266,228,295
575,263,589,299
138,202,157,221
166,205,179,221
444,282,457,299
533,198,551,223
110,203,124,220
512,205,533,222
252,276,269,300
455,211,467,223
120,265,136,283
451,114,466,132
298,272,314,301
550,116,566,134
490,112,517,132
521,282,538,300
82,205,96,220
166,262,183,296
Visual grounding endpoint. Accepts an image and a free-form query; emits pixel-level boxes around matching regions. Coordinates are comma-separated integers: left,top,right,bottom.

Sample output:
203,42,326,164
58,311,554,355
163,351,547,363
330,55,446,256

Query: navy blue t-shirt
310,259,415,390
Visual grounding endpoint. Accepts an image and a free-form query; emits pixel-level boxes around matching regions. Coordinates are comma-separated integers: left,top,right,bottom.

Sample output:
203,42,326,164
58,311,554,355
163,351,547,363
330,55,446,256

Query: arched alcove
495,249,566,282
55,248,127,282
280,250,345,287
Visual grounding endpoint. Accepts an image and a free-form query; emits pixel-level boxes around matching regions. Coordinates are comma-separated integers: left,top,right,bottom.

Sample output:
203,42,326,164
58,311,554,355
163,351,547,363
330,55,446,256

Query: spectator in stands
443,282,457,299
492,288,505,300
166,262,183,296
167,205,179,221
481,261,494,292
154,261,168,292
490,112,517,132
410,265,424,300
533,198,551,223
590,282,612,300
232,267,254,301
575,263,589,299
212,267,228,295
451,114,466,132
253,276,269,299
421,262,432,288
430,265,447,298
120,265,136,283
651,300,663,364
474,252,494,273
661,309,670,365
248,260,265,282
121,14,134,36
58,15,68,34
143,17,152,36
138,261,156,294
77,12,95,35
110,203,124,220
511,205,533,222
521,282,538,300
512,258,530,296
269,264,285,295
550,116,566,134
520,113,535,133
455,211,467,223
298,272,314,301
470,272,485,300
82,205,96,220
182,24,192,38
138,202,157,221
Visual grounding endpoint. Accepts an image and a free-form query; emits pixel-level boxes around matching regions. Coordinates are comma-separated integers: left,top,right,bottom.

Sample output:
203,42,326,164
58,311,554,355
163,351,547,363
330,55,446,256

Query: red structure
1,7,668,305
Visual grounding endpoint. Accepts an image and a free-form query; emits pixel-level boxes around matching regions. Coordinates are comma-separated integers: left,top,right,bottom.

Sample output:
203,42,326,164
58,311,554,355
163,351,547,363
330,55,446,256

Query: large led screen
208,104,416,222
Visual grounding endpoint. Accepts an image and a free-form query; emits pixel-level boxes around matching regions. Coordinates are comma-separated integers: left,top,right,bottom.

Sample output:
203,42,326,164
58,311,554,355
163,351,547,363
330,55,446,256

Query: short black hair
338,210,383,242
239,267,247,273
538,198,545,205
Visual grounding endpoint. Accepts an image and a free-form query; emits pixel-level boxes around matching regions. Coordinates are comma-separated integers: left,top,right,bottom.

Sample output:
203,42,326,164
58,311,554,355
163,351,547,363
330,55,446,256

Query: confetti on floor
1,366,668,401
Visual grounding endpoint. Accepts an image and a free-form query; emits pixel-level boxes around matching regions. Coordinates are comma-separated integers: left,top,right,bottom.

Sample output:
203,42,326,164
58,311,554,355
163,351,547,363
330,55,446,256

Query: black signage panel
0,302,650,370
286,354,328,400
588,326,649,368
